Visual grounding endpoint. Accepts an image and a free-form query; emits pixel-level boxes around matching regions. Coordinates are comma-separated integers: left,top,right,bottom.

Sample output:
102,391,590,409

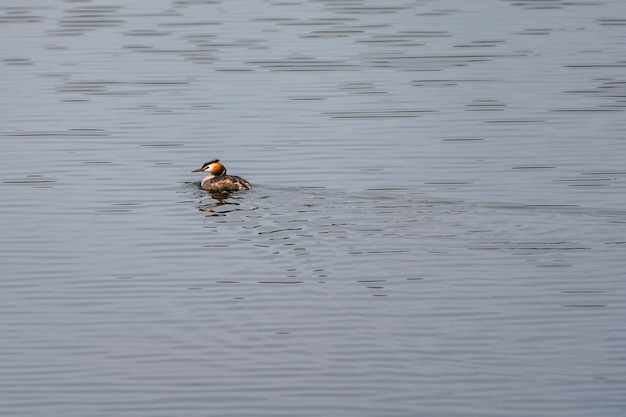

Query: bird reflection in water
197,191,241,215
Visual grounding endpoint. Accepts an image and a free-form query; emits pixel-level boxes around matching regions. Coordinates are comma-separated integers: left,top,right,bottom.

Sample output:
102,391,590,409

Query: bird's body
193,159,251,193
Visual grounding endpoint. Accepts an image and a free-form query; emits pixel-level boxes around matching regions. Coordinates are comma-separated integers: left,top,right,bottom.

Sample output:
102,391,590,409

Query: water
2,0,626,416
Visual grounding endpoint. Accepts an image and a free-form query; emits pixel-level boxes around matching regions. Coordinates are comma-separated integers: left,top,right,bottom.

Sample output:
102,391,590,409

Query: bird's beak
192,168,204,172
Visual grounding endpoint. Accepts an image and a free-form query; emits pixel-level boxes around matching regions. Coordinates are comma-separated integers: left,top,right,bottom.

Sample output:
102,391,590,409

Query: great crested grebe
192,159,251,192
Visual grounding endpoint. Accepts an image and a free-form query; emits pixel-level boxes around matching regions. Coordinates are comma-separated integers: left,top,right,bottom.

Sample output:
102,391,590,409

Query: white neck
201,174,215,186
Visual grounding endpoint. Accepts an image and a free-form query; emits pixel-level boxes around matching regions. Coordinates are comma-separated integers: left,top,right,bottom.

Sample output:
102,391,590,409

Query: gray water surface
2,1,626,416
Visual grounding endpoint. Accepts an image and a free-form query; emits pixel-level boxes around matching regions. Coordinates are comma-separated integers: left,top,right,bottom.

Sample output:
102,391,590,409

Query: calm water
2,0,626,416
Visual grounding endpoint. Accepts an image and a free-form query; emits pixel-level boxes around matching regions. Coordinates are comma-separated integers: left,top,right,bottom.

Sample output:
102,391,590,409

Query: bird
192,159,251,193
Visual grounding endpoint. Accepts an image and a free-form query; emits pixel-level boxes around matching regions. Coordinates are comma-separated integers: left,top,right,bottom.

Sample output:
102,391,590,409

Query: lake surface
2,0,626,416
